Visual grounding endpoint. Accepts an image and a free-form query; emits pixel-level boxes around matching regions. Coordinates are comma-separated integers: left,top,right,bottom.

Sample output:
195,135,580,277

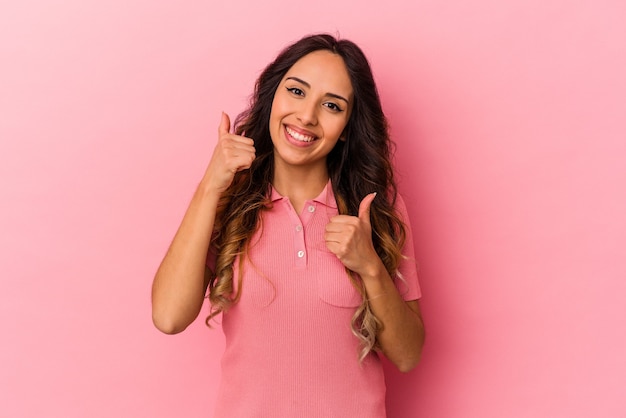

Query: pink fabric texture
211,182,421,417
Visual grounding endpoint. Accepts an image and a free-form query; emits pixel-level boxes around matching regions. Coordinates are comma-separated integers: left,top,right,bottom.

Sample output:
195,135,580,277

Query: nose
296,99,318,126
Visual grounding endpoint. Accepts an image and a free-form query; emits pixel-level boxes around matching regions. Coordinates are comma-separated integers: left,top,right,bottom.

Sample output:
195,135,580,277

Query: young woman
152,34,425,417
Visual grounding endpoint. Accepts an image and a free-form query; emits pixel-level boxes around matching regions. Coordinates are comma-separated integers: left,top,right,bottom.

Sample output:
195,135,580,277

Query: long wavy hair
206,34,407,361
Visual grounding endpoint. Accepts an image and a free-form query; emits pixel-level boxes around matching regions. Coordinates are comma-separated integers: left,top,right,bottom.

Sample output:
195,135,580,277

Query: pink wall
1,1,625,417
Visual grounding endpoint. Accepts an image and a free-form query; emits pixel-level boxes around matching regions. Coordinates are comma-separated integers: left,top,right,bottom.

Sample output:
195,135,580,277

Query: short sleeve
394,193,422,301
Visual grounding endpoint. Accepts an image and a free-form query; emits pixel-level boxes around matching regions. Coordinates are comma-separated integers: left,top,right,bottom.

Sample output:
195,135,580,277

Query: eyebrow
285,76,350,104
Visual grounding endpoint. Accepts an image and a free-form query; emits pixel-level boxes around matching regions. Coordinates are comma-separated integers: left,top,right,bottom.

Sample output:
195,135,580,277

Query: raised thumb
218,112,231,136
358,192,377,222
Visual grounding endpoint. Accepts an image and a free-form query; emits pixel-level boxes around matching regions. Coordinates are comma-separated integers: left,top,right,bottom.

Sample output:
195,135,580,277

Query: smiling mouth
285,126,316,143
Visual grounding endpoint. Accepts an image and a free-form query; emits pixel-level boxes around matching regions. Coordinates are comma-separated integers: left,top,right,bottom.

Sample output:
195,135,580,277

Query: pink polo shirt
211,182,421,418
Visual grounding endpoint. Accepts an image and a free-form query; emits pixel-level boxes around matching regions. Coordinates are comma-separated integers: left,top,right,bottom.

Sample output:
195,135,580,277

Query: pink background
1,0,625,417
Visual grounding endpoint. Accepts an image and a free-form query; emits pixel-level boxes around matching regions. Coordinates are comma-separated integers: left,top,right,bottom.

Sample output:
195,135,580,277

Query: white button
297,250,305,258
307,205,315,213
295,225,302,232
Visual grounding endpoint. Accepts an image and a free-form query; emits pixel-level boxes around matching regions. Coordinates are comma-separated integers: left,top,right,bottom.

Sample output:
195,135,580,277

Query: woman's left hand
324,192,380,276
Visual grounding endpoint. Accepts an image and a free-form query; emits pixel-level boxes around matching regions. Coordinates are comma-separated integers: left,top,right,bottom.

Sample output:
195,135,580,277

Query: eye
286,87,304,96
324,102,343,112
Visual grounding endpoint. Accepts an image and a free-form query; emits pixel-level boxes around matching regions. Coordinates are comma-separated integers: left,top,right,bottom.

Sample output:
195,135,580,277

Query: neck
272,163,329,213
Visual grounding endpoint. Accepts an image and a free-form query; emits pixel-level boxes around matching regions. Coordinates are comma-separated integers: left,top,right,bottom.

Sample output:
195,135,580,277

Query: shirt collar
269,179,337,209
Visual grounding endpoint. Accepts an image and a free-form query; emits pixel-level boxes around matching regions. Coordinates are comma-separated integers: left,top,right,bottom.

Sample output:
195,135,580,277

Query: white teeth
286,126,315,142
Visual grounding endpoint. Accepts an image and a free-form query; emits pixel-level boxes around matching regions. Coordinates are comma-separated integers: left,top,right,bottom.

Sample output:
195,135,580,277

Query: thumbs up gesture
203,112,256,193
324,192,379,275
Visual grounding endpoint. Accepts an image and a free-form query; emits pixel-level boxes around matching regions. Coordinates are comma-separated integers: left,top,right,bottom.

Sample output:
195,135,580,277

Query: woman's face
269,50,353,174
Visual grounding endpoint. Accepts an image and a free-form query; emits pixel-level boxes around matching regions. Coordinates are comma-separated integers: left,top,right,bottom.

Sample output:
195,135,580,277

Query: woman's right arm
151,113,256,334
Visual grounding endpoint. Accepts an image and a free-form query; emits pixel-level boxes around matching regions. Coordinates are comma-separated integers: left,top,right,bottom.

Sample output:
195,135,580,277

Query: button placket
294,221,306,266
292,200,317,268
281,198,306,268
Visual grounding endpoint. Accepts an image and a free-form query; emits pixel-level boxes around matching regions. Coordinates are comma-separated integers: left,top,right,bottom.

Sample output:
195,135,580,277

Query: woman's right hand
152,112,254,334
203,112,256,193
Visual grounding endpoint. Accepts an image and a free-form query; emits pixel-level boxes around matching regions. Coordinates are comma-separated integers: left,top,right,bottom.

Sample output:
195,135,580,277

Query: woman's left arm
324,192,425,372
359,265,425,372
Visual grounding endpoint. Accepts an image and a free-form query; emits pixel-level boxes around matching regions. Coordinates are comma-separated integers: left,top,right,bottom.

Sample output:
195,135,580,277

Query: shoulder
391,191,412,222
